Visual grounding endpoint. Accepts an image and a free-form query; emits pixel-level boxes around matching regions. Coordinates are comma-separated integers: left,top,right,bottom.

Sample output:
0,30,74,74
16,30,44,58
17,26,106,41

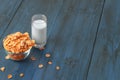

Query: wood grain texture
0,0,105,80
40,0,105,80
0,0,23,39
87,0,120,80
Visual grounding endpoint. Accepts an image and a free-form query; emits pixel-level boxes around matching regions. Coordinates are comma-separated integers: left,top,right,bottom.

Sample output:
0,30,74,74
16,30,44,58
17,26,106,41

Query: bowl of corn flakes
3,32,35,61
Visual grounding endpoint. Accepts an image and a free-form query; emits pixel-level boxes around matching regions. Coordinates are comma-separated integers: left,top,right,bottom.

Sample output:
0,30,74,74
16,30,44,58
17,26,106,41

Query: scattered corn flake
20,73,24,77
38,64,43,68
8,74,12,79
30,56,36,60
45,53,51,58
48,61,52,65
34,44,37,47
39,47,45,50
5,55,10,60
56,66,60,70
0,67,5,72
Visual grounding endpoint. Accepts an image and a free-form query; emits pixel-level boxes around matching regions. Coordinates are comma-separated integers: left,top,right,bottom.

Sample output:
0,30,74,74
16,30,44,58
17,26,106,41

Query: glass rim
32,14,47,22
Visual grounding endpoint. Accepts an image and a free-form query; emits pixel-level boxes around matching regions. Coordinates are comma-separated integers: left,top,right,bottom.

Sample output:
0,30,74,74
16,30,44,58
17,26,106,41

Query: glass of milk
31,14,47,48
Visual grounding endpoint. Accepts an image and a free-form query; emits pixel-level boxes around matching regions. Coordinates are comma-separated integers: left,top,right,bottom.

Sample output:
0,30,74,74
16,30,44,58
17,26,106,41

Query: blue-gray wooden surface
0,0,119,80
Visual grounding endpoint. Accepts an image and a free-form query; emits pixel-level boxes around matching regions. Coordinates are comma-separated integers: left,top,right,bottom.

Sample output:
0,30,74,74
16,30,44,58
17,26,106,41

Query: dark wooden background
0,0,120,80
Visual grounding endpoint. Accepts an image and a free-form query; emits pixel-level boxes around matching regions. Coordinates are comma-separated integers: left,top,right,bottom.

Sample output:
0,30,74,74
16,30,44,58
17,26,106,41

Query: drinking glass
32,14,47,48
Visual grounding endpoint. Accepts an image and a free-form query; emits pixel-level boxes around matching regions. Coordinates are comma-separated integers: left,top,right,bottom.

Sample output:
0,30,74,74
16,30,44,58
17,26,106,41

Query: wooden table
0,0,120,80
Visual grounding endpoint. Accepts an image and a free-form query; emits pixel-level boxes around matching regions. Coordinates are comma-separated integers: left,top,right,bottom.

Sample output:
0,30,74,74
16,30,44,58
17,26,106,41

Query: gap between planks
86,0,106,80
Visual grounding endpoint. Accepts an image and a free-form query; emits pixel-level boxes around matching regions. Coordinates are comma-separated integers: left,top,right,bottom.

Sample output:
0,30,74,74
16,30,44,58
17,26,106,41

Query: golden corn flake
20,73,24,77
5,55,10,60
8,74,12,79
48,61,52,65
30,56,36,61
38,64,44,68
56,66,60,70
0,67,5,72
45,53,51,58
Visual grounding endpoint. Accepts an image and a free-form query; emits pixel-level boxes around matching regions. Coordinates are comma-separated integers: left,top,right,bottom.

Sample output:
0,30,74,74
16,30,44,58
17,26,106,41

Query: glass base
34,43,46,48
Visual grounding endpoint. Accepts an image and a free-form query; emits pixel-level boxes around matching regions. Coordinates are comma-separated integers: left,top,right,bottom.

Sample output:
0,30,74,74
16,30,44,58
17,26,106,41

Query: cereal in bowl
3,32,35,54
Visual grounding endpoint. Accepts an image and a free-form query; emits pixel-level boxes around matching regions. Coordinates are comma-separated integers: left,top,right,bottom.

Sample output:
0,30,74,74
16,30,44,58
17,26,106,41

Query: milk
32,20,47,48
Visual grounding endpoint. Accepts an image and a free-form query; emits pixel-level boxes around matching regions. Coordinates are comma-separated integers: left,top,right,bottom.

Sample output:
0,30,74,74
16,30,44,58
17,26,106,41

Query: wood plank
87,0,120,80
0,0,23,39
0,0,104,80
